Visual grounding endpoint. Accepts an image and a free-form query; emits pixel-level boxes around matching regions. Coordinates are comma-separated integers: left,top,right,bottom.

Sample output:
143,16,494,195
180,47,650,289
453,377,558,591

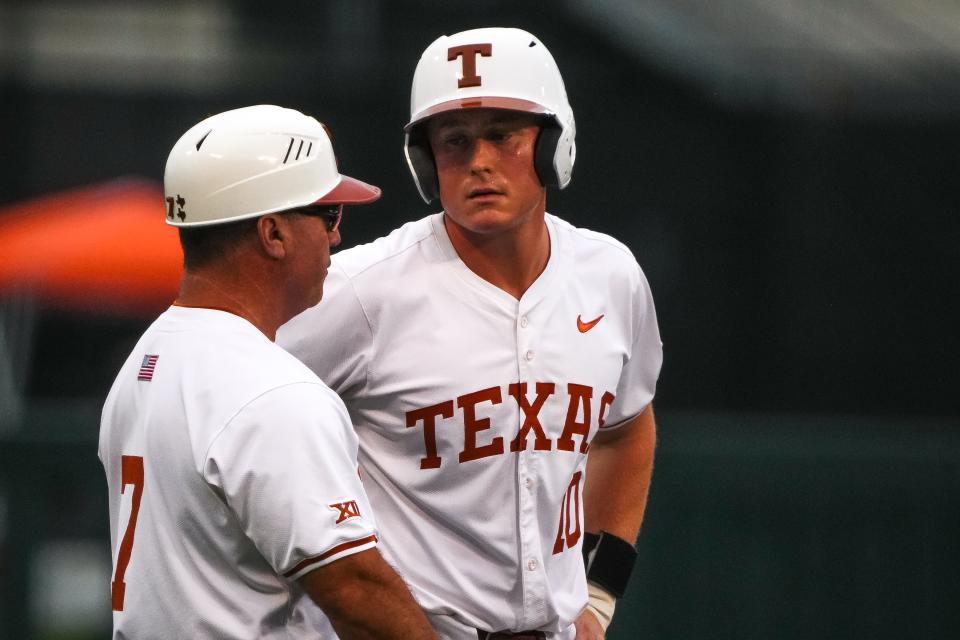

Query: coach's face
283,211,340,313
427,108,546,237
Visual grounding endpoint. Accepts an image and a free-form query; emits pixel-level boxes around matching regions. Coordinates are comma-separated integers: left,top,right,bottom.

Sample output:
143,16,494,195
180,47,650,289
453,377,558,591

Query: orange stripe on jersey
282,534,378,578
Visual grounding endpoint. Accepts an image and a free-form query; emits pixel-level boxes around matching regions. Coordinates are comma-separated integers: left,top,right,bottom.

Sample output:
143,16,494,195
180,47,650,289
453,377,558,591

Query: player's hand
574,609,606,640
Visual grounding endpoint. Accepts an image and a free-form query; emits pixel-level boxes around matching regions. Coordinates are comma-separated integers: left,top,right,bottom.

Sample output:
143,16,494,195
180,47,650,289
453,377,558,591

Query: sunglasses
294,204,343,232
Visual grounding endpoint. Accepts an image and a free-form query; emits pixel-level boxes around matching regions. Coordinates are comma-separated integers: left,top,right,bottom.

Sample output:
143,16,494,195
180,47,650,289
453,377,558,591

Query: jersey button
525,477,533,489
520,316,529,328
527,559,538,571
525,350,535,361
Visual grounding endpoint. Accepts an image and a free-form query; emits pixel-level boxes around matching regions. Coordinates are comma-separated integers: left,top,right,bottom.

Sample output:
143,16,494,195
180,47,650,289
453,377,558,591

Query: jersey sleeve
277,265,373,397
602,264,664,429
203,382,378,580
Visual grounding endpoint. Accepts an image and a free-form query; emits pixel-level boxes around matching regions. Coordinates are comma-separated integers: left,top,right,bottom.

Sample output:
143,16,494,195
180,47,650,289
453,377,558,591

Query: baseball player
99,105,436,639
279,28,662,640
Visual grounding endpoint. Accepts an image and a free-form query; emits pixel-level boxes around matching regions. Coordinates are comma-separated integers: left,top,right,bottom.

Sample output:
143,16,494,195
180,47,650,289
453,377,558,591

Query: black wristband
581,531,600,564
582,531,637,598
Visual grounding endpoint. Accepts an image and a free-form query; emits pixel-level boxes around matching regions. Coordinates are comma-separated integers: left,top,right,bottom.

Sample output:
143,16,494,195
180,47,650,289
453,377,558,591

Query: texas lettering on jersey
405,382,615,469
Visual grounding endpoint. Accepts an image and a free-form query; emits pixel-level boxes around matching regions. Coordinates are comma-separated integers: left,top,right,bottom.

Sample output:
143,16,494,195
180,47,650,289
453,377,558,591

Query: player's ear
256,213,288,260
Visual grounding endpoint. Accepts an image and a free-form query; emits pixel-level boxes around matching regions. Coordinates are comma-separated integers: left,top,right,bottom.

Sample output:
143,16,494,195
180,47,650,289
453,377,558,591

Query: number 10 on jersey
553,471,583,554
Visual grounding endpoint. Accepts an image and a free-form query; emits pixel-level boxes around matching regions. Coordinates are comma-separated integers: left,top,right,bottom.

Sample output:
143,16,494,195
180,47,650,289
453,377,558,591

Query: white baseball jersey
99,306,378,639
278,213,662,638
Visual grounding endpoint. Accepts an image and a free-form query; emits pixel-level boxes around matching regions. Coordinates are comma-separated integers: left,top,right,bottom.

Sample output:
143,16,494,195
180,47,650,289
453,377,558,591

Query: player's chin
460,206,517,232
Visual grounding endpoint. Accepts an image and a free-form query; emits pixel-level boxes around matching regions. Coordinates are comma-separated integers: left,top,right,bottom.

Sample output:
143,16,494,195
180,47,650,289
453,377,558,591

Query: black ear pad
407,127,439,202
534,122,562,188
408,143,439,202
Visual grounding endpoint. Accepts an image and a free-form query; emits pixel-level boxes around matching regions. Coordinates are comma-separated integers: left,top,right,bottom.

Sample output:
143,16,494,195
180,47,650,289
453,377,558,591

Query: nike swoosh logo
577,314,604,333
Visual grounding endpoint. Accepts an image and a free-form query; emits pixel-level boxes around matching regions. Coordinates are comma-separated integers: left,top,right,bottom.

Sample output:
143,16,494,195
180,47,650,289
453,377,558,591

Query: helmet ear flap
404,127,439,204
534,121,563,188
534,114,575,190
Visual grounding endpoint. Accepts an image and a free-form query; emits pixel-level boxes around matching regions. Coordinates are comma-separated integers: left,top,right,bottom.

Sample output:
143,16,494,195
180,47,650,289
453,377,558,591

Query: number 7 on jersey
112,455,144,611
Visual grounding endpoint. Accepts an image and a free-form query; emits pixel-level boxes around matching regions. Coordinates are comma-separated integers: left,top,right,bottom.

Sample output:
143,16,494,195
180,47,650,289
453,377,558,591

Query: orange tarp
0,178,182,317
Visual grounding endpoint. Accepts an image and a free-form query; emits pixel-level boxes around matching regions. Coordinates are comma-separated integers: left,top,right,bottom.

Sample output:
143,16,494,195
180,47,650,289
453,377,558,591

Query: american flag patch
137,355,159,381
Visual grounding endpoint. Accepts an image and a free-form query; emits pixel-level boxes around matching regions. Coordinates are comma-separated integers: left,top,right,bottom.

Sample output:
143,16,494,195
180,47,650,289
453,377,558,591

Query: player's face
427,109,546,236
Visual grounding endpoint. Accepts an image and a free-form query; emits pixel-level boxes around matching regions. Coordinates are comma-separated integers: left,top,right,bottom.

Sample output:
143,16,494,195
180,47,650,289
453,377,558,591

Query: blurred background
1,1,958,638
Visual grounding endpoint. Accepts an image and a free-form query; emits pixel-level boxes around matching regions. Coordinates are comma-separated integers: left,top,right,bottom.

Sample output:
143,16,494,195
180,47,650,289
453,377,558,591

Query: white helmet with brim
164,105,380,227
404,27,576,203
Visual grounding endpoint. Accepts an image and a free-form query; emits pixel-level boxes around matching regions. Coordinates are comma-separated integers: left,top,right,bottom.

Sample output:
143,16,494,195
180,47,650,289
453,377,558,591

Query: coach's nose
328,226,341,249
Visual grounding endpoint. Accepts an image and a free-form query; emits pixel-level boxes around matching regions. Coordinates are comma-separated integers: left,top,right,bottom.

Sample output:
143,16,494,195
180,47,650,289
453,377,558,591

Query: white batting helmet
164,104,381,227
404,27,576,203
